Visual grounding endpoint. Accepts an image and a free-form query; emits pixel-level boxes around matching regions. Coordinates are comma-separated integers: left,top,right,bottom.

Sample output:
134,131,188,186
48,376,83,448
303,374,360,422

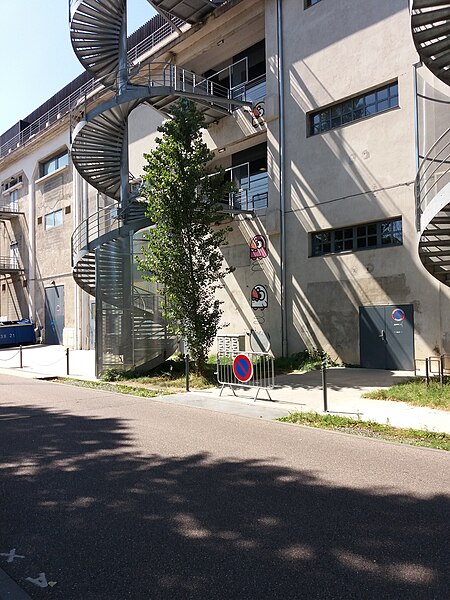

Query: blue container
0,319,36,347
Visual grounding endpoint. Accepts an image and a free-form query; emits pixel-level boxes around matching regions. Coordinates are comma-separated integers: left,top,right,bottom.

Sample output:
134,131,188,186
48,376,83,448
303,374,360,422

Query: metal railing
128,62,232,101
127,17,186,63
0,256,22,272
0,199,20,214
0,77,103,159
415,125,450,230
421,354,450,387
231,75,266,103
71,204,120,264
217,350,275,401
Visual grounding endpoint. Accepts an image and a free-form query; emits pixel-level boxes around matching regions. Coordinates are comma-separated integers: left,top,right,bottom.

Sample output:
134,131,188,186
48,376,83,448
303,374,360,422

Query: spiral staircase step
70,0,124,79
412,3,450,286
411,1,450,85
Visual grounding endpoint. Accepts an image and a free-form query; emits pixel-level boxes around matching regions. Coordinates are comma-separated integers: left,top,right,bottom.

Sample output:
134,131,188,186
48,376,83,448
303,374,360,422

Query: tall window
41,151,69,177
45,209,63,230
9,189,19,210
309,82,399,136
9,242,19,269
311,218,402,257
230,142,268,210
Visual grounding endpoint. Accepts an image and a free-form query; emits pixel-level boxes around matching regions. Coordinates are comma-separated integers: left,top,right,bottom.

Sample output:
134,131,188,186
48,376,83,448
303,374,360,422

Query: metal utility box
217,334,246,355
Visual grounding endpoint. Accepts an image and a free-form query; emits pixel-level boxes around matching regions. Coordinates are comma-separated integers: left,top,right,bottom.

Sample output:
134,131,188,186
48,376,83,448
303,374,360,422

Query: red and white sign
233,354,254,383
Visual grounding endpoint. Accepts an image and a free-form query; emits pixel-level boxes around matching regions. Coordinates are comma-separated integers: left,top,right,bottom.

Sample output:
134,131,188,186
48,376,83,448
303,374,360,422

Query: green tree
137,98,233,375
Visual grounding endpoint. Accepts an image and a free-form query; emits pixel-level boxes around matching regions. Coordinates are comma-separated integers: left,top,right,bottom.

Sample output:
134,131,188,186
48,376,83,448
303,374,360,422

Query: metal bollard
66,347,70,376
322,360,328,412
185,352,190,392
19,345,23,369
425,357,430,386
440,354,444,388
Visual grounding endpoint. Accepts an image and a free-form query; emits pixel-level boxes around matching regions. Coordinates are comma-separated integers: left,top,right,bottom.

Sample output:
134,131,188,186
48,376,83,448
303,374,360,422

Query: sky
0,0,157,134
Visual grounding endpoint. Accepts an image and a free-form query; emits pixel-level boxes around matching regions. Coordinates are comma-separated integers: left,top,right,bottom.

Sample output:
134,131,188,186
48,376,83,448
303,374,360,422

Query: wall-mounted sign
250,235,268,261
252,102,265,128
251,285,268,311
250,330,271,353
391,308,405,322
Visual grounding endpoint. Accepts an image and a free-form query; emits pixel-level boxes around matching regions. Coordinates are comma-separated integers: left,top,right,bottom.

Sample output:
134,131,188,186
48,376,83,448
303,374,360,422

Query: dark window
231,142,268,210
305,0,322,7
309,82,399,136
311,218,402,257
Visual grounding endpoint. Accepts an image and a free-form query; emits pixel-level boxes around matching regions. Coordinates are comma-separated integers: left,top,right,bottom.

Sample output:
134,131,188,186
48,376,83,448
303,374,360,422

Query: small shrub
101,368,122,382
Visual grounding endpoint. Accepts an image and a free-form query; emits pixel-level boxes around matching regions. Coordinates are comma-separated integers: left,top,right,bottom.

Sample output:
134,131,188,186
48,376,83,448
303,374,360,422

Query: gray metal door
360,304,414,370
45,285,64,345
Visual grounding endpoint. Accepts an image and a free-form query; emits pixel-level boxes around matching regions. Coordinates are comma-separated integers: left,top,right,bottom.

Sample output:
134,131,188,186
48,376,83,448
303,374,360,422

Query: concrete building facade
0,0,449,373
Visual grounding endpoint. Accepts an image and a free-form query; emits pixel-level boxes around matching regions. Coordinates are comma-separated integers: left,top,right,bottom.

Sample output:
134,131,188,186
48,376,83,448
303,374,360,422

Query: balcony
0,256,23,275
0,198,21,219
203,56,266,107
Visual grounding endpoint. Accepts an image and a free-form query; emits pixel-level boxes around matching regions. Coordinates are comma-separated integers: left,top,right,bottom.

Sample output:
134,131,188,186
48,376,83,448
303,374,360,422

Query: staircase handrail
128,62,232,100
416,124,450,220
71,204,120,265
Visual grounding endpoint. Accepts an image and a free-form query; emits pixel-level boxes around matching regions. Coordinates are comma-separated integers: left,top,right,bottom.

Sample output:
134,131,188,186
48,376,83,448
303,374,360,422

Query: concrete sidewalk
0,345,449,433
0,344,95,379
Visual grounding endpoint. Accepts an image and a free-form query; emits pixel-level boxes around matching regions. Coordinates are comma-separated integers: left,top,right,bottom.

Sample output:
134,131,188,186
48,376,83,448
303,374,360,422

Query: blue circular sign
233,354,253,383
392,308,405,322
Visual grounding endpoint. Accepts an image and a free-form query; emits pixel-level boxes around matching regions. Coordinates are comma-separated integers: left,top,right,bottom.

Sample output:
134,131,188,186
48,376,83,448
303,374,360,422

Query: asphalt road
0,374,449,600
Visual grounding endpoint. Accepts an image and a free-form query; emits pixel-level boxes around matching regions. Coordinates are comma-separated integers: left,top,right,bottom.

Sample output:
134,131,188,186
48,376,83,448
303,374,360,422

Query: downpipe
277,0,287,356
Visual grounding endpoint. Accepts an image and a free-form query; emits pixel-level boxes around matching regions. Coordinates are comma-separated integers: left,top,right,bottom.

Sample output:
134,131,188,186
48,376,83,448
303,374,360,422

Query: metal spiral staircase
69,0,248,376
412,1,450,284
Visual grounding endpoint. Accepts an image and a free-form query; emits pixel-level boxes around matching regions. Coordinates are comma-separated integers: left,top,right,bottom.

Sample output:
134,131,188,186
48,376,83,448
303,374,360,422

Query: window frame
9,189,19,207
305,0,322,8
308,81,399,137
40,150,69,178
310,218,403,257
44,208,63,230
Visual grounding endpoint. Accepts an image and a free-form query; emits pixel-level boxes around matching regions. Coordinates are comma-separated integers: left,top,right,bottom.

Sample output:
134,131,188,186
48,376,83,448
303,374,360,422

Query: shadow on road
0,403,448,599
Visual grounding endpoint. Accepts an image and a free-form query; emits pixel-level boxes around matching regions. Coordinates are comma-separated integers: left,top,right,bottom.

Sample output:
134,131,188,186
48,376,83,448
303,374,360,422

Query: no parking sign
233,354,254,383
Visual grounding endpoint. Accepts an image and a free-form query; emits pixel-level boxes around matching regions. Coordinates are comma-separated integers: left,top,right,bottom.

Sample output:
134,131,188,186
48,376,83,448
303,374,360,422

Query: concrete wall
126,0,450,363
0,126,92,347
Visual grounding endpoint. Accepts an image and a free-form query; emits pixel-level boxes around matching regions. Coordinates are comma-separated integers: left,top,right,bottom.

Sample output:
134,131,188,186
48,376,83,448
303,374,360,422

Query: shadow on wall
0,403,448,599
223,45,439,363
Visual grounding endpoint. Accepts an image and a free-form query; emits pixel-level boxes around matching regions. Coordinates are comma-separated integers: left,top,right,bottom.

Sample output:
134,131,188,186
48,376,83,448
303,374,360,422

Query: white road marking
25,573,48,588
0,548,25,563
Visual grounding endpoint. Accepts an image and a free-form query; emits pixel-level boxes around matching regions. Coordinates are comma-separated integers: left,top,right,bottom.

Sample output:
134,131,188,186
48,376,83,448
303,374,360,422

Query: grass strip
277,411,450,451
116,372,215,390
100,362,217,390
363,380,450,411
57,378,174,398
